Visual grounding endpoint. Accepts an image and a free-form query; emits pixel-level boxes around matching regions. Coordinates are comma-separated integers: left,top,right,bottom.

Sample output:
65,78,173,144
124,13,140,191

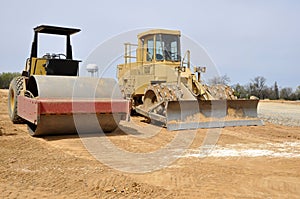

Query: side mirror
175,66,186,72
194,66,206,73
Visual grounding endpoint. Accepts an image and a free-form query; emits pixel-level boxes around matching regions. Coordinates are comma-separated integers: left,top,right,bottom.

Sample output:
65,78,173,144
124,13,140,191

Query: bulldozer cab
137,29,181,64
23,25,81,77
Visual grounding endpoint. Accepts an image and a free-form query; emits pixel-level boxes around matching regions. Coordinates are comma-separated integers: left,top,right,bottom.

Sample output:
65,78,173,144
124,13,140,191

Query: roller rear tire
8,76,26,124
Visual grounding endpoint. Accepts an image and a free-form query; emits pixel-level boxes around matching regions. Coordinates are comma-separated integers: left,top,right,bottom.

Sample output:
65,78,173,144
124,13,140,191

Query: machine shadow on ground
42,124,142,141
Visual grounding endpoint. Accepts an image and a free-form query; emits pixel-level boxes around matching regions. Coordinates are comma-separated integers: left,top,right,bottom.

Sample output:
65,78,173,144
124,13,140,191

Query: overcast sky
0,0,299,89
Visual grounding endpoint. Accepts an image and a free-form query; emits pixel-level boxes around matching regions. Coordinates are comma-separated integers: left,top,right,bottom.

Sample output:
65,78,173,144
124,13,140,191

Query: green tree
232,83,248,99
0,72,21,89
274,81,279,100
295,86,300,100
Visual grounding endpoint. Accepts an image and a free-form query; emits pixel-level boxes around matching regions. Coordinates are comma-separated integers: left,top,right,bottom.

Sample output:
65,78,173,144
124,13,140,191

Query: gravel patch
258,102,300,127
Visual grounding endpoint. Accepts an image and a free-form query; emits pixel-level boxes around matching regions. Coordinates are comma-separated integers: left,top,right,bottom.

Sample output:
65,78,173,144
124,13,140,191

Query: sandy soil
1,89,300,198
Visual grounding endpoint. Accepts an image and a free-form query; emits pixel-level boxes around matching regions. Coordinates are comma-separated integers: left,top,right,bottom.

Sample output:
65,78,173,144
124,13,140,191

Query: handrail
181,50,190,69
124,43,138,65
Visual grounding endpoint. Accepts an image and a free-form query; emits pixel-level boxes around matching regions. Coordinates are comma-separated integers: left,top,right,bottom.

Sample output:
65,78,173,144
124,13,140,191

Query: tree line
208,75,300,100
0,72,299,100
0,72,21,89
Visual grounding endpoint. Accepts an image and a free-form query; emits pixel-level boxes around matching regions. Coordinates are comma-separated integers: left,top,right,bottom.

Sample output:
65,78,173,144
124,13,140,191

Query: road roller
8,25,130,136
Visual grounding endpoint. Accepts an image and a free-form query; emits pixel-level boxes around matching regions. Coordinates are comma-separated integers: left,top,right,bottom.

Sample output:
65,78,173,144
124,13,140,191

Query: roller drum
26,75,125,136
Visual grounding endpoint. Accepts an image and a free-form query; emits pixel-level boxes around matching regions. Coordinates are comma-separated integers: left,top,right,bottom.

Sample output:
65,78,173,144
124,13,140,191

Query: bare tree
208,74,230,85
280,87,293,100
250,76,267,99
230,77,298,100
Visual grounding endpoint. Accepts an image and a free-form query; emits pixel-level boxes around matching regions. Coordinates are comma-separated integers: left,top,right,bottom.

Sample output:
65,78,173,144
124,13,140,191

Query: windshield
155,34,181,62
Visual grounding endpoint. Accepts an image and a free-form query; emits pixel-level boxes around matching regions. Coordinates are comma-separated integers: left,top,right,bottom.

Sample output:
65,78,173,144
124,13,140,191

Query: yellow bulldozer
8,25,130,136
117,29,263,130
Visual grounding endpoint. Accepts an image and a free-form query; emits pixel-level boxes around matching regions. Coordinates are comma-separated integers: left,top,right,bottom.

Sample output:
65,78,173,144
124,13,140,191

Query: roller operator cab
23,25,81,77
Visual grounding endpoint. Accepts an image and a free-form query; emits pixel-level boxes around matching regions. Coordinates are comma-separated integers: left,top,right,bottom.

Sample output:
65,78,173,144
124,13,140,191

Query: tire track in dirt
1,89,300,198
0,89,173,199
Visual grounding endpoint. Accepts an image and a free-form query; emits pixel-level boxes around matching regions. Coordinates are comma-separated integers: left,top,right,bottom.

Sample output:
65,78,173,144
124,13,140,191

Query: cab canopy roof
137,29,181,39
34,25,81,35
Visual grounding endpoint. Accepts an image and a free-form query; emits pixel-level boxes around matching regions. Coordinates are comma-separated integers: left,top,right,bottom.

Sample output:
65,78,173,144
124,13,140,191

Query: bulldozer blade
166,99,263,131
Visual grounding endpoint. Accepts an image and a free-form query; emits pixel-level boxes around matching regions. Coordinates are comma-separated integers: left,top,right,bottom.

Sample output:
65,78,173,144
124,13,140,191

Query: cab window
146,38,154,61
155,35,164,61
155,34,181,62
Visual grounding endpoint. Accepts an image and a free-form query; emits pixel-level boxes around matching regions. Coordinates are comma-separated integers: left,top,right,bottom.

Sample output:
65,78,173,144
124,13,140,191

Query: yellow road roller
8,25,130,136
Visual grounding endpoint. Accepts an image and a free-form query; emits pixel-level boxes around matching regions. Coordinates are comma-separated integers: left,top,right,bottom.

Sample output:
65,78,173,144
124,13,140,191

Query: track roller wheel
143,90,158,109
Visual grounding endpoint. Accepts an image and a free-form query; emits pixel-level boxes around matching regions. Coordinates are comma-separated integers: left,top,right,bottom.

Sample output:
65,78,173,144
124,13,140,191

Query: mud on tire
8,76,26,124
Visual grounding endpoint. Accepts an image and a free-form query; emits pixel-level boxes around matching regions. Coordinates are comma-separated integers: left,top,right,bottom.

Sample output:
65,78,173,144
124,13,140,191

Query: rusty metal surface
28,113,122,136
132,82,263,131
17,96,38,124
138,85,263,130
24,75,128,136
166,99,263,131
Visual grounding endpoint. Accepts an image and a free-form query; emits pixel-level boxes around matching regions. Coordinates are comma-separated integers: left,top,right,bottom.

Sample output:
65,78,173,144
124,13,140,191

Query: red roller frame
17,96,130,124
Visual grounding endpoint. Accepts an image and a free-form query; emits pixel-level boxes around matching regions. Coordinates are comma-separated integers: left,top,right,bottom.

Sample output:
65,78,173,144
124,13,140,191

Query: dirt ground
258,100,300,126
1,89,300,198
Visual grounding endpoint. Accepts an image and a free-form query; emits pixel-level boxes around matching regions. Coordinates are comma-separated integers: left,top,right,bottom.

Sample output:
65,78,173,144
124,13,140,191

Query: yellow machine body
117,29,263,130
26,58,47,76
